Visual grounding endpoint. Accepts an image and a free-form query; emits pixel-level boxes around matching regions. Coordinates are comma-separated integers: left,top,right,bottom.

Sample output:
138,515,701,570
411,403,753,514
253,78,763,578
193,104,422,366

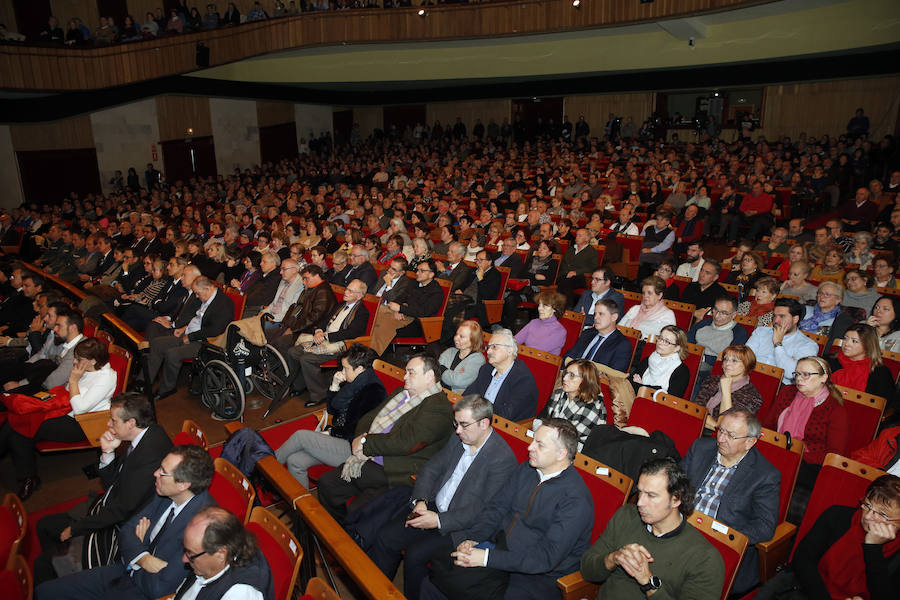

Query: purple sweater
515,316,567,355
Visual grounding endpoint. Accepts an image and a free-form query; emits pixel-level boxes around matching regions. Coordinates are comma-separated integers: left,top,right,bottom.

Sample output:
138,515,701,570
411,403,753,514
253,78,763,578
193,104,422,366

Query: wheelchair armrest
556,571,599,600
419,317,444,343
756,521,797,582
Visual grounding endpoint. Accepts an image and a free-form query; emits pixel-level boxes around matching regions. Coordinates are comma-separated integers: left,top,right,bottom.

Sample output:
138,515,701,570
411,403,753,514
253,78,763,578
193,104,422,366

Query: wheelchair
193,321,290,421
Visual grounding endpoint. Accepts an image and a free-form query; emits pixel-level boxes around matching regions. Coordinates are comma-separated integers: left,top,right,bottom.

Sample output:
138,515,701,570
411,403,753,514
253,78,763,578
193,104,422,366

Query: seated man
174,506,275,599
146,276,234,401
581,457,725,599
267,264,337,353
241,250,281,318
492,236,525,279
754,226,790,256
638,210,675,280
757,474,900,599
0,292,59,383
565,299,632,373
681,408,780,594
259,257,304,328
0,268,41,335
680,259,727,321
799,281,842,333
369,258,444,355
372,395,518,600
119,256,190,332
34,393,172,582
3,305,83,395
35,445,215,600
675,241,706,282
335,246,378,290
556,228,599,306
420,419,593,600
573,267,625,327
372,257,411,302
317,354,454,523
143,265,201,341
284,278,370,407
746,298,819,384
687,295,749,374
463,328,538,421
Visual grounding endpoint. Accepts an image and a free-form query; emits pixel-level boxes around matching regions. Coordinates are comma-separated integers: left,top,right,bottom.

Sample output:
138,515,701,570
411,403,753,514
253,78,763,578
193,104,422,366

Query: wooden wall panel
49,0,99,32
563,93,655,134
758,76,900,140
426,99,511,135
156,95,213,141
0,3,19,34
9,114,95,151
256,101,296,127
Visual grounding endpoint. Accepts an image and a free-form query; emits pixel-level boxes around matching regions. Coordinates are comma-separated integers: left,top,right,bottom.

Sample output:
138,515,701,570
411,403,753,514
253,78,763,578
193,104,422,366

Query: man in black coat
241,251,281,318
120,257,193,332
0,268,41,335
369,259,444,355
463,328,537,421
336,247,378,291
34,393,172,583
492,237,525,279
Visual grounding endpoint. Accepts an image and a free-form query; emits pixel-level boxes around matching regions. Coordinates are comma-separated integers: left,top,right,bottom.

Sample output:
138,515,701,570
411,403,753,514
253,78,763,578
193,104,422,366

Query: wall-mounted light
186,127,194,136
417,8,426,16
572,0,581,7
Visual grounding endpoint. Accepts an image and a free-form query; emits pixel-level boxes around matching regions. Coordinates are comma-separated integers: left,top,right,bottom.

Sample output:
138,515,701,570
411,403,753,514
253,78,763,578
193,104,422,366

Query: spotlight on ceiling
572,0,581,7
417,8,426,16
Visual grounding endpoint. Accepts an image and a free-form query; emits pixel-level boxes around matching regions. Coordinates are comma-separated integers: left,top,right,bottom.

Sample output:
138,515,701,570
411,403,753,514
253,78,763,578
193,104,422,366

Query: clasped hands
451,540,486,568
606,543,654,586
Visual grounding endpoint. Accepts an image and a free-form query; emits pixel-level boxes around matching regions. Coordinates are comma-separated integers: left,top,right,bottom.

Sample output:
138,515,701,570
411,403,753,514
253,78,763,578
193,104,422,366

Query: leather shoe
304,399,324,408
18,476,41,500
152,389,177,404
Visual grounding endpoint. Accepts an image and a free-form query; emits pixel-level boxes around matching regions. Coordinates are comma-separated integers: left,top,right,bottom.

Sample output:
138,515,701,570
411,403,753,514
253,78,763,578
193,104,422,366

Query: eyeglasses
860,500,900,522
817,291,839,298
713,308,734,316
158,468,174,478
591,276,606,282
716,428,756,441
793,371,824,379
656,337,677,347
452,419,482,429
184,548,207,562
562,371,582,379
722,357,743,364
415,268,432,274
486,343,512,350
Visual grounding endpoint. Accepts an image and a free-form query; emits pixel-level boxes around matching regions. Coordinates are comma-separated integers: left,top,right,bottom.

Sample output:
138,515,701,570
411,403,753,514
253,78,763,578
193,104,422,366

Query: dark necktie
148,506,175,553
582,333,605,361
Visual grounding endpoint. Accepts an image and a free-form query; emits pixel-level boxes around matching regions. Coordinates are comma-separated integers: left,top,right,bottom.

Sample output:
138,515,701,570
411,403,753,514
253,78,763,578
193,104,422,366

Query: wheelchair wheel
201,359,245,421
252,344,290,401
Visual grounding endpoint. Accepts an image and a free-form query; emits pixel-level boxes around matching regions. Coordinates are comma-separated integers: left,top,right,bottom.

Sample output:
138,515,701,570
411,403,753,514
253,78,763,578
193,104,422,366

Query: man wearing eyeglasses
573,268,625,327
369,258,443,355
336,247,378,291
373,257,412,303
371,395,517,600
492,237,525,279
463,328,537,421
746,298,819,384
681,408,780,594
259,258,304,328
35,444,215,600
687,296,749,375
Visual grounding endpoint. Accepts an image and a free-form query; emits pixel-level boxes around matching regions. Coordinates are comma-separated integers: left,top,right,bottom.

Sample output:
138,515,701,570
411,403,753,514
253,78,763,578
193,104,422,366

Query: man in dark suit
369,259,444,356
372,395,518,600
285,278,371,406
556,228,599,307
35,444,215,599
147,276,235,400
371,257,412,303
565,299,632,373
463,328,538,421
435,242,476,300
143,265,200,341
572,267,625,327
337,247,377,291
0,268,41,335
139,225,162,257
120,257,193,332
241,251,281,318
78,234,115,282
34,393,173,583
681,407,780,594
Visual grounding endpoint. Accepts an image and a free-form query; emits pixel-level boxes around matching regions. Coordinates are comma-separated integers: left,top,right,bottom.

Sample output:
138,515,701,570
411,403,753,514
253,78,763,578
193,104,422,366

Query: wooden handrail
1,0,760,91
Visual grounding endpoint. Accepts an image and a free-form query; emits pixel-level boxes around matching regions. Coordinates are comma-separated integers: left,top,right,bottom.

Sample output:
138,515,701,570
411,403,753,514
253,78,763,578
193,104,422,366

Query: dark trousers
284,347,339,402
34,510,78,584
147,335,200,393
316,460,389,523
35,563,148,600
371,506,455,600
0,415,84,480
729,213,773,242
555,273,583,308
144,321,174,341
119,304,157,333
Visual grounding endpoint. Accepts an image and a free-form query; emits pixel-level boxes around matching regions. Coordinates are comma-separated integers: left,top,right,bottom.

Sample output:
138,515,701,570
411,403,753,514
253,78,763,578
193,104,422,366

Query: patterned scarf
799,304,841,332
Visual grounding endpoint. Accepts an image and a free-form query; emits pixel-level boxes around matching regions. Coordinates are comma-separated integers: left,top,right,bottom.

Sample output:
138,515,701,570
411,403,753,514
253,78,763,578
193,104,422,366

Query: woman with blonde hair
629,325,690,399
776,243,809,281
810,247,847,285
738,277,779,326
780,260,817,303
693,345,762,430
539,359,606,450
438,320,486,393
827,323,895,402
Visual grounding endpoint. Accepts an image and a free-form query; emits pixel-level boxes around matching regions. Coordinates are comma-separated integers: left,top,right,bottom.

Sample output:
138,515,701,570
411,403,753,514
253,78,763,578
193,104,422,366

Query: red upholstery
0,507,21,570
108,345,132,395
690,512,748,600
209,472,251,523
491,417,531,463
622,290,640,313
672,276,691,295
224,287,245,320
842,392,885,456
558,310,585,357
516,346,561,416
881,350,900,382
0,569,23,600
597,378,614,424
172,432,199,446
710,361,783,419
664,301,696,332
24,495,88,566
571,458,632,543
34,440,92,452
754,430,803,523
626,394,706,456
248,522,294,600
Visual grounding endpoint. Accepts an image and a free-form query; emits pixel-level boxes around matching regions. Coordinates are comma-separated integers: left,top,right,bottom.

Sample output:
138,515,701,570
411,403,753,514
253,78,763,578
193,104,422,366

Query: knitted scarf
641,351,682,389
831,353,872,392
629,300,668,332
777,386,829,440
799,305,841,333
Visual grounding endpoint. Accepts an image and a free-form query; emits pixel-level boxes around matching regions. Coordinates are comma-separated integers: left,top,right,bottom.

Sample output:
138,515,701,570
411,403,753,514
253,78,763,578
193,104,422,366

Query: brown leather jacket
281,282,337,335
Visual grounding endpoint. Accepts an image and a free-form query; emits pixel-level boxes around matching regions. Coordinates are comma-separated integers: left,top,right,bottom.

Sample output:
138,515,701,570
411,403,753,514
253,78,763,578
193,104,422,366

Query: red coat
1,386,71,437
851,426,900,469
762,385,848,465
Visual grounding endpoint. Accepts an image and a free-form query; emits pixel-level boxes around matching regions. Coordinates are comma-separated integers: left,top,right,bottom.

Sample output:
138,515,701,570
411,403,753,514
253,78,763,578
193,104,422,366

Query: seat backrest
247,506,303,600
94,330,113,348
559,310,586,357
330,283,346,303
175,419,209,450
792,454,885,559
491,415,531,463
224,286,245,320
495,266,511,300
663,300,696,331
0,493,26,571
672,275,691,295
571,453,633,543
621,290,641,313
516,344,562,416
638,338,704,401
616,325,641,371
305,577,342,600
595,375,615,423
107,344,132,396
801,331,827,356
755,428,805,523
688,510,749,600
733,313,757,336
710,360,783,418
83,317,98,337
0,554,30,600
361,293,380,335
373,359,404,395
211,457,256,524
626,393,707,456
881,348,900,383
838,386,887,455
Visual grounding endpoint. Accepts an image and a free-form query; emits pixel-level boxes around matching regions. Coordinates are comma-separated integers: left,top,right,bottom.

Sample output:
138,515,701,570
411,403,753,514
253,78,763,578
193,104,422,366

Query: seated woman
776,243,809,281
275,344,386,489
872,256,899,289
738,276,779,327
693,345,763,430
810,247,847,285
438,320,486,393
232,251,262,292
780,260,818,303
758,474,900,600
726,251,764,302
299,221,321,250
501,240,558,329
115,258,169,311
0,337,116,499
619,276,677,339
828,323,896,407
867,296,900,353
408,237,432,273
463,231,484,262
514,290,567,355
842,269,882,318
629,324,690,399
845,230,875,270
539,359,606,451
222,245,245,284
513,228,531,251
654,258,681,300
799,282,843,334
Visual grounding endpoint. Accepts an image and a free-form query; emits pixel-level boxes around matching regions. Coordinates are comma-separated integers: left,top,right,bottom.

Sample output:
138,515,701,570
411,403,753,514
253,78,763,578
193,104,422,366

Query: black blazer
244,269,281,309
398,279,444,319
340,262,377,292
185,289,235,343
463,359,538,421
324,301,370,344
566,328,633,373
150,279,188,318
375,275,412,305
493,253,525,279
682,438,780,593
70,424,173,537
442,262,475,296
411,431,518,545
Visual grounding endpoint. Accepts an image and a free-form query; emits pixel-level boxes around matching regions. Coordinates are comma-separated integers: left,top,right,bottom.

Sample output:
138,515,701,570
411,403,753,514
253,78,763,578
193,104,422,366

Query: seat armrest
482,299,503,324
557,571,599,600
419,317,444,342
756,521,797,582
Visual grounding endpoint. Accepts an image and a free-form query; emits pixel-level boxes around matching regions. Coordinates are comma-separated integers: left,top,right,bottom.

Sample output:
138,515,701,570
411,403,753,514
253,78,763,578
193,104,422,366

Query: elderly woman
233,251,262,292
799,282,843,333
828,323,896,403
780,260,818,303
738,277,779,326
776,243,809,281
726,251,765,302
463,231,485,262
500,240,558,329
539,359,606,451
619,276,677,339
408,237,432,273
439,320,486,393
845,230,875,269
299,221,321,250
514,290,568,355
842,269,882,318
485,223,504,248
629,325,690,399
872,256,899,289
693,345,763,430
514,228,531,251
867,296,900,353
810,247,847,285
117,258,170,308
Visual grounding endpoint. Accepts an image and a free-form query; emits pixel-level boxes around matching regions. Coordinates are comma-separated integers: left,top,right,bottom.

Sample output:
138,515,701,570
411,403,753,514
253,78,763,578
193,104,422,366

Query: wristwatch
639,575,661,593
411,497,427,508
773,341,783,347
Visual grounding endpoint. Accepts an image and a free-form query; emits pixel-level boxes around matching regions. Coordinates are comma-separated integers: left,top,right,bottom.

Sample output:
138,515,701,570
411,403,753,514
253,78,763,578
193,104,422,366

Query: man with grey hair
335,246,377,291
798,281,843,333
242,250,281,318
260,257,304,328
371,395,518,599
754,226,790,255
462,328,537,421
681,408,780,594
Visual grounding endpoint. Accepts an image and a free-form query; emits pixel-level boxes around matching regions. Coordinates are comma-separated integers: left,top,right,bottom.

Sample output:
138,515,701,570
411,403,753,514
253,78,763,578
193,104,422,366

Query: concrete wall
209,98,260,176
90,99,161,195
0,127,25,211
295,104,333,151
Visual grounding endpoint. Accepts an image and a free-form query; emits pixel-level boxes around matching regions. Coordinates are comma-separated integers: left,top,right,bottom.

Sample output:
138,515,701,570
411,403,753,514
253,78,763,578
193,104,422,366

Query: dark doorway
17,148,101,205
259,122,298,165
161,137,217,184
96,0,129,26
13,0,51,41
383,105,426,139
511,97,563,141
332,110,353,146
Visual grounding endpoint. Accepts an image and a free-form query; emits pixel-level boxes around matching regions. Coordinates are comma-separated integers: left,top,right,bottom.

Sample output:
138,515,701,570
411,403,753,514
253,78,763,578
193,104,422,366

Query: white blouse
67,363,117,417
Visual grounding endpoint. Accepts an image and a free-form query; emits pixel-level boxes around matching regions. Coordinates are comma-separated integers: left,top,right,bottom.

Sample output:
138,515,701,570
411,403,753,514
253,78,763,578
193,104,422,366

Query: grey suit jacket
43,334,83,389
411,429,518,544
